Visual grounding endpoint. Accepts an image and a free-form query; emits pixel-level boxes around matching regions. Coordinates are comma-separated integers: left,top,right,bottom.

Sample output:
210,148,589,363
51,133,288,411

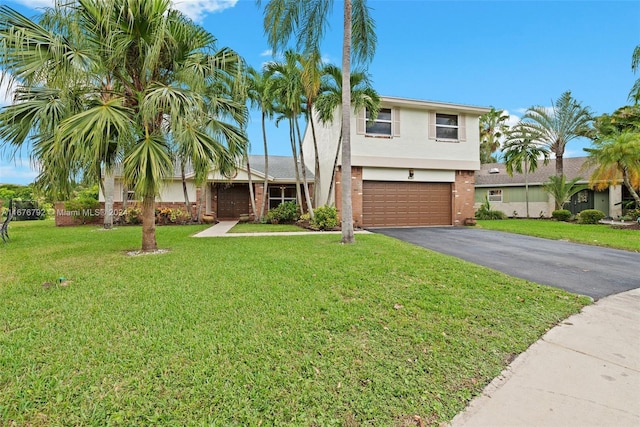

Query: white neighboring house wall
99,178,197,203
302,96,487,205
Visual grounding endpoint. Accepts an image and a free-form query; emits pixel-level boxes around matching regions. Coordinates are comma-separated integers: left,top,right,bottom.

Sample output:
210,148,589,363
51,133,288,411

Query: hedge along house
302,96,490,227
475,157,627,218
92,155,313,224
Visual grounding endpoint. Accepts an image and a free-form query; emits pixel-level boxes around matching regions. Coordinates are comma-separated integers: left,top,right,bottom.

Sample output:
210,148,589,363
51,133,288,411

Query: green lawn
0,221,589,426
477,219,640,252
228,222,306,233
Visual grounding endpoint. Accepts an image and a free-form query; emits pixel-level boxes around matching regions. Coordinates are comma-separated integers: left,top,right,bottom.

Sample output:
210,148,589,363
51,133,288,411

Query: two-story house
90,96,488,227
302,96,490,227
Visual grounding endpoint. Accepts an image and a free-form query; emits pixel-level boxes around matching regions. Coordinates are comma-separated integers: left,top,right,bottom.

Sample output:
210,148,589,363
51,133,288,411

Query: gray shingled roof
476,157,598,187
246,155,314,181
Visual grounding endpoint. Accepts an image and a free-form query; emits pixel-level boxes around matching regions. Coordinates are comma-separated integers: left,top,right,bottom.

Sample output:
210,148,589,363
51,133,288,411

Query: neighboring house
302,96,490,227
475,157,627,218
97,155,313,221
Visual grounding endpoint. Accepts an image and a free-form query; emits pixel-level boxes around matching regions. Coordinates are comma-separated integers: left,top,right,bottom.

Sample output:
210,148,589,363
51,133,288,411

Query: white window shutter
428,112,436,140
393,108,400,137
356,108,365,135
458,114,466,141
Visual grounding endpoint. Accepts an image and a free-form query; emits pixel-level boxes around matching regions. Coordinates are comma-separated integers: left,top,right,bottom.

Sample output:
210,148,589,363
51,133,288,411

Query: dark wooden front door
569,190,593,215
217,185,250,219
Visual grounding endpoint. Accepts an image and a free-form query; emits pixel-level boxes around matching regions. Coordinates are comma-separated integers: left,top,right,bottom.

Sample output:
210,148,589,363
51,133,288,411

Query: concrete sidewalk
193,220,371,237
449,288,640,427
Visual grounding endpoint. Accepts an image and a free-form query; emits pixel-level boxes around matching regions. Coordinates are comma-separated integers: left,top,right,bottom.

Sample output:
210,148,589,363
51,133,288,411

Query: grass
228,222,306,233
0,220,589,426
477,219,640,252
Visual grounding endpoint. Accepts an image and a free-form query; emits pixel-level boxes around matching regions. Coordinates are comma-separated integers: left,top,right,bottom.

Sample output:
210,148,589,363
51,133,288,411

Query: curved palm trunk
260,110,269,220
622,167,640,207
309,111,321,208
246,156,258,222
295,117,314,218
326,127,343,206
341,0,355,243
141,195,157,252
196,184,205,223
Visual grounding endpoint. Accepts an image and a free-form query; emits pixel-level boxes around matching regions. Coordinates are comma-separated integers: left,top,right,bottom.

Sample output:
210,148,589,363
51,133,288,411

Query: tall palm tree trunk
326,127,343,206
288,118,304,213
340,0,355,243
524,158,529,218
103,171,115,229
555,152,564,177
295,117,314,218
623,167,640,207
260,110,269,220
141,195,157,252
309,111,321,208
180,160,191,220
246,156,258,222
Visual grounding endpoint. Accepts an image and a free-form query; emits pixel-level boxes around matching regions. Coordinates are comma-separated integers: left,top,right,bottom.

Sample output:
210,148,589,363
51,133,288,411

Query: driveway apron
373,227,640,300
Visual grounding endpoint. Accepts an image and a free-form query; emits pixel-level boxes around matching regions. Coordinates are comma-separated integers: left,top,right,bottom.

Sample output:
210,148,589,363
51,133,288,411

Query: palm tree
520,91,592,177
246,66,275,221
584,132,640,208
543,175,589,211
314,64,379,206
265,50,314,217
260,0,376,244
0,0,247,251
479,107,509,164
502,124,550,217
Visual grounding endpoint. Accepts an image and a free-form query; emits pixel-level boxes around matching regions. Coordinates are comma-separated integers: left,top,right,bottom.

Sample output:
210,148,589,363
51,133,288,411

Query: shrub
551,209,572,222
266,201,299,224
625,208,640,221
578,209,605,224
156,207,191,225
310,205,338,230
64,198,100,224
475,197,507,220
119,206,142,225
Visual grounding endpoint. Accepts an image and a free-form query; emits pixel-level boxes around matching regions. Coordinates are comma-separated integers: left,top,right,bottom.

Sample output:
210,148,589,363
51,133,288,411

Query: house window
366,108,392,136
488,189,502,202
269,185,296,210
436,113,459,140
126,191,136,201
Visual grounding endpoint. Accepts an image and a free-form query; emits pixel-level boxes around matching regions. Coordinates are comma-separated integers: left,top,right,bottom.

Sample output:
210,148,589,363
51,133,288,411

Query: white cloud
11,0,54,8
0,159,39,185
260,49,273,57
0,76,17,106
502,110,521,129
171,0,238,22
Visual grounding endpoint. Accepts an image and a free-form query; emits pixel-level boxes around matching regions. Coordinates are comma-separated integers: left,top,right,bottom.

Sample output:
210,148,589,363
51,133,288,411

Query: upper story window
428,112,466,142
366,108,392,136
436,113,458,140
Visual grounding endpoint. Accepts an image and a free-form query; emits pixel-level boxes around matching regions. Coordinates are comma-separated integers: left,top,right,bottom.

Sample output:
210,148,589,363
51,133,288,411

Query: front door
217,184,250,219
569,190,593,215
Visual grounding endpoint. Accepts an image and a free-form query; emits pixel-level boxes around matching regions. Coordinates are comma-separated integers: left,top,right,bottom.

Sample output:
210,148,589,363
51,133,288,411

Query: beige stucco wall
99,179,196,203
362,167,455,183
302,99,486,206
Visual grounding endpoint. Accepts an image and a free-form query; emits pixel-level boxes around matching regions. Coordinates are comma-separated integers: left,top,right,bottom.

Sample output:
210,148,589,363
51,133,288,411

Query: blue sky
1,0,638,185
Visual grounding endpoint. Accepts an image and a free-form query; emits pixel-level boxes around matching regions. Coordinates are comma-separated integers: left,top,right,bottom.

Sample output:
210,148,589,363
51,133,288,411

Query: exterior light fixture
408,169,414,179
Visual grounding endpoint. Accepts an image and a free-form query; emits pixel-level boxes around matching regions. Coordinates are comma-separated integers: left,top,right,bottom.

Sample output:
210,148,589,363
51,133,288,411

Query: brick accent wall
452,170,476,225
334,166,363,228
54,201,197,226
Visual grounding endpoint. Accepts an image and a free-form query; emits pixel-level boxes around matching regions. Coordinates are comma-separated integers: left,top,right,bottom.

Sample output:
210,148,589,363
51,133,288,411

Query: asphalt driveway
374,227,640,300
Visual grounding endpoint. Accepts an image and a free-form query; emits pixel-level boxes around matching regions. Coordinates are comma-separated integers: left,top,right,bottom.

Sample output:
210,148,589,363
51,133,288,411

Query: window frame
268,185,297,210
365,107,393,137
488,189,503,203
435,113,459,141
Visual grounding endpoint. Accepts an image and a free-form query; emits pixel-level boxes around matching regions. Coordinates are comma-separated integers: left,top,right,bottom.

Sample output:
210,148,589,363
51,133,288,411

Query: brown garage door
362,181,452,227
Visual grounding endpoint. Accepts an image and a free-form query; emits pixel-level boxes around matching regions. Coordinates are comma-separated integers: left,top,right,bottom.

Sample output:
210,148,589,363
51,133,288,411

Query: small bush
64,198,100,224
475,197,506,220
551,209,572,222
578,209,605,224
156,207,191,225
119,206,142,225
266,201,299,224
310,205,338,230
625,208,640,221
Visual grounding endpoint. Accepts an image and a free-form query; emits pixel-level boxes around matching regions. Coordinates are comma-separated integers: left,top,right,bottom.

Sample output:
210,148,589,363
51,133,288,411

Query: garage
362,181,452,227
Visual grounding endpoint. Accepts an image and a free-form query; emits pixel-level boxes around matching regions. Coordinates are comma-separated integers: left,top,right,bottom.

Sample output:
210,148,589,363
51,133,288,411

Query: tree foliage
543,175,589,211
479,107,509,164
